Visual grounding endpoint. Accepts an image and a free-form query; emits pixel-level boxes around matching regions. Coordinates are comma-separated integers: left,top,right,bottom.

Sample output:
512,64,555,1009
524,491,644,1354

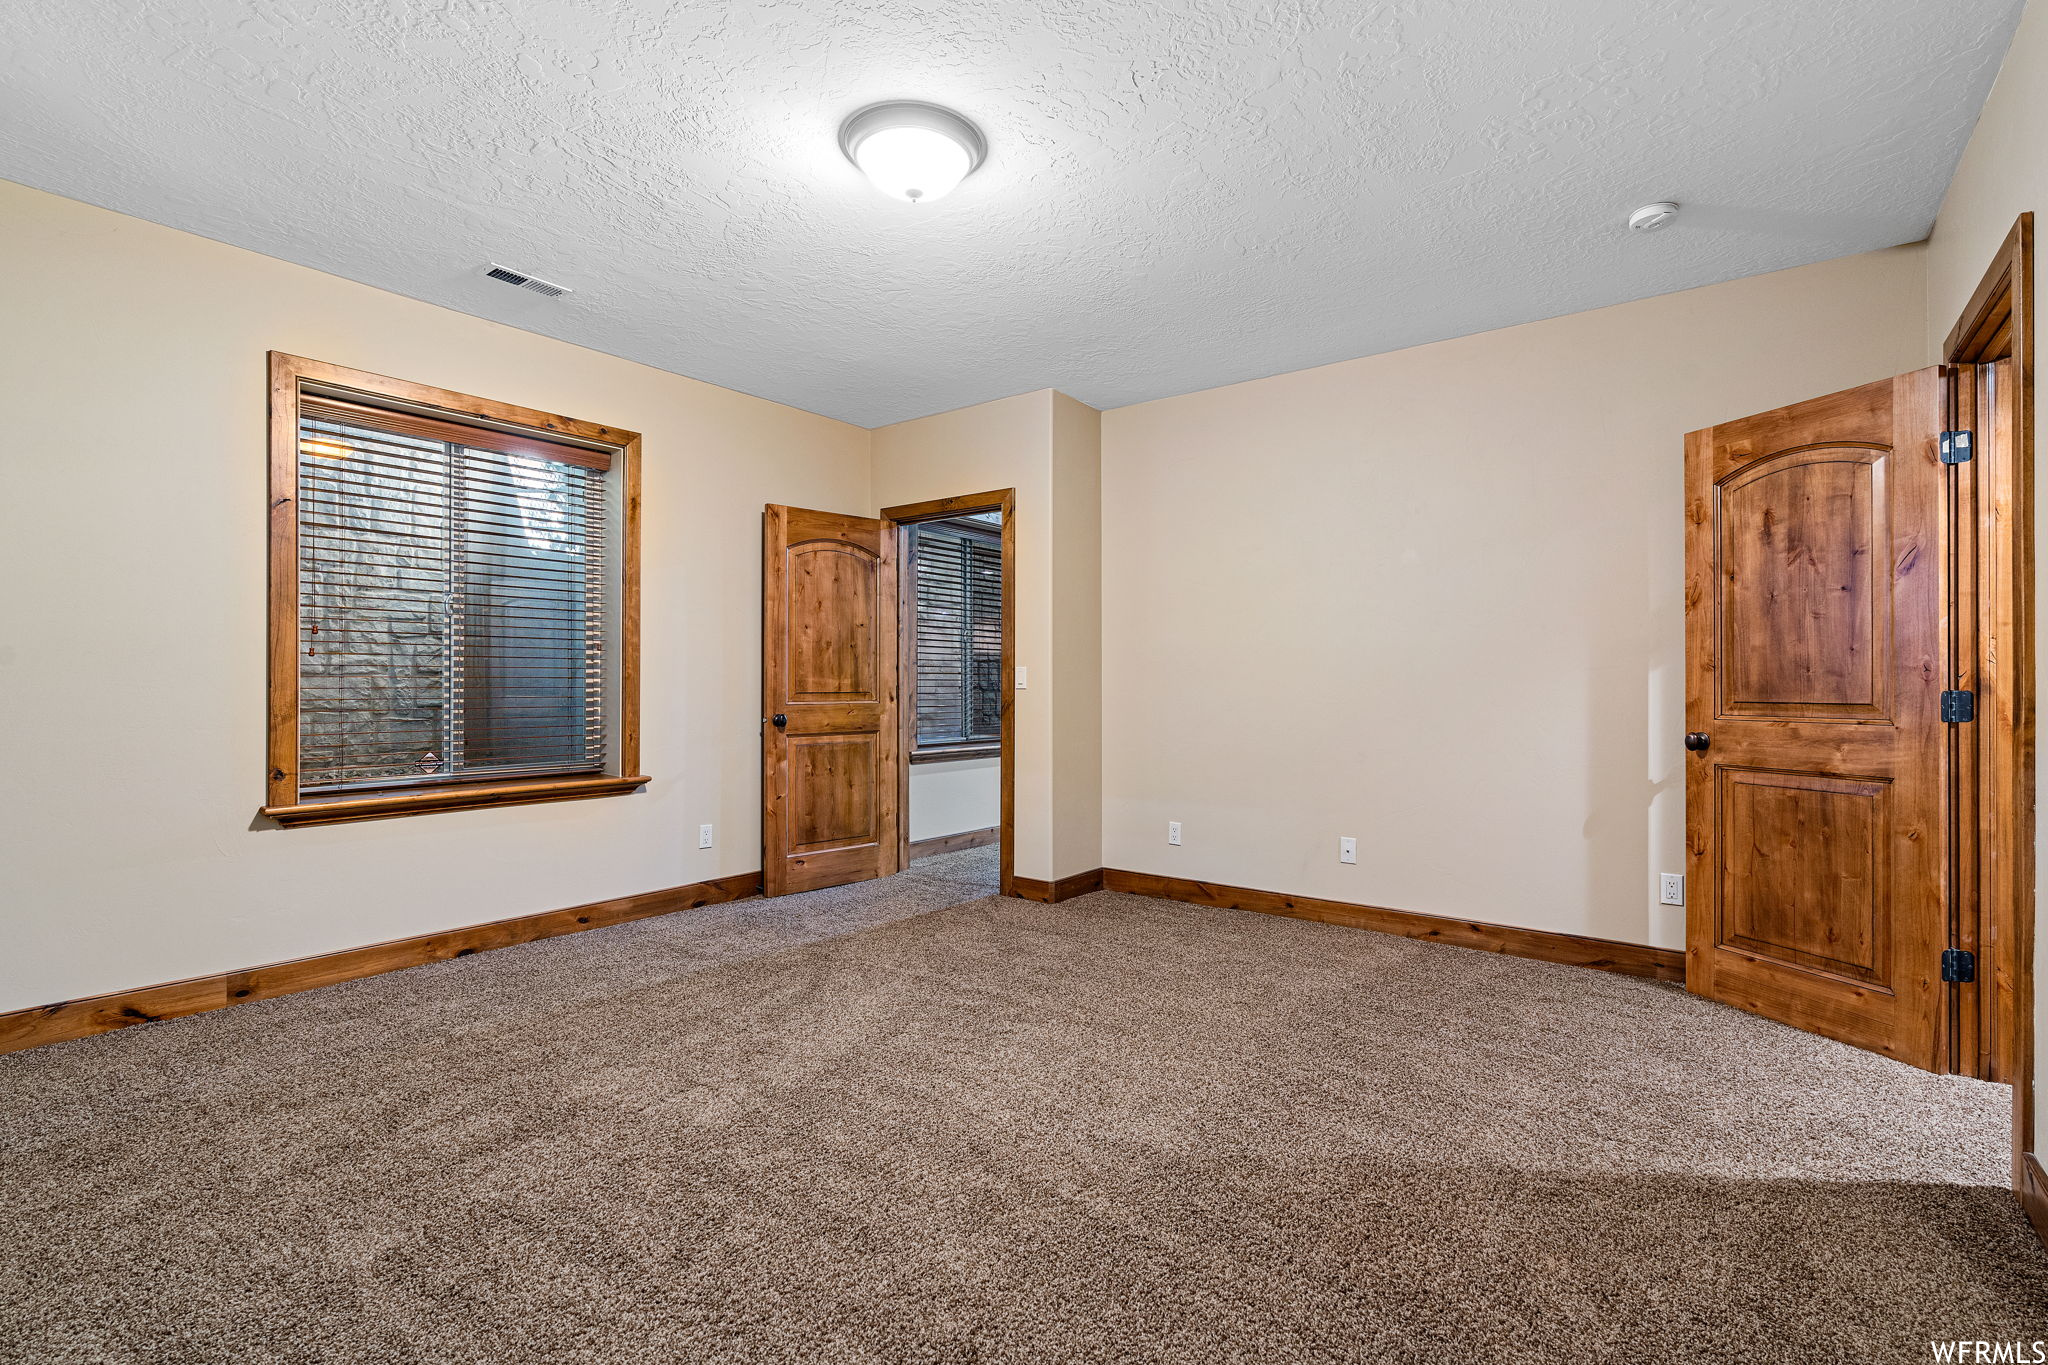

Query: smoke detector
1628,202,1681,233
482,263,571,298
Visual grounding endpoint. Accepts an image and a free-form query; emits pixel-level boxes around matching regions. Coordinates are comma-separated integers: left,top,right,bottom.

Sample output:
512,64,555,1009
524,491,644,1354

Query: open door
1684,371,1951,1071
762,505,900,896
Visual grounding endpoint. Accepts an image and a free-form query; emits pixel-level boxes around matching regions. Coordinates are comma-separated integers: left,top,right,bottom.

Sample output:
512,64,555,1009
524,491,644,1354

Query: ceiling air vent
483,263,571,298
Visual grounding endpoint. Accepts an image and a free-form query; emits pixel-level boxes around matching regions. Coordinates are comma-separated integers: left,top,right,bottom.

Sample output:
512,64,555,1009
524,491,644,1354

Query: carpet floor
2,844,2043,1364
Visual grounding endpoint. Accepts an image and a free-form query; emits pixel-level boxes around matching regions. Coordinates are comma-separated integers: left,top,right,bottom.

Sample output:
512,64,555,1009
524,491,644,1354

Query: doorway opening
758,491,1014,901
885,490,1017,899
1939,214,2036,1209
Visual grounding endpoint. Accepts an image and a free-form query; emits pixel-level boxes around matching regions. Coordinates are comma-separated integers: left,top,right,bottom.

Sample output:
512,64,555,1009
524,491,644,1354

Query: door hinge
1941,948,1976,984
1940,429,1974,464
1940,689,1976,723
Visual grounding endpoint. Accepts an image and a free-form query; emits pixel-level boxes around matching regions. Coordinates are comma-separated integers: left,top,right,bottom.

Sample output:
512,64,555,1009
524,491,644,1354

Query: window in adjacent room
908,513,1003,761
263,353,645,826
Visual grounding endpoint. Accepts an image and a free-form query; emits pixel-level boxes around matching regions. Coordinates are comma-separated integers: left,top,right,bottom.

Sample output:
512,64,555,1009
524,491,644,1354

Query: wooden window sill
261,774,651,828
909,745,1000,765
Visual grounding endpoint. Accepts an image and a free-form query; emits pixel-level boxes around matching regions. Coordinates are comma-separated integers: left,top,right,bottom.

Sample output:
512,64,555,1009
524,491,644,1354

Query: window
264,353,644,826
909,515,1003,759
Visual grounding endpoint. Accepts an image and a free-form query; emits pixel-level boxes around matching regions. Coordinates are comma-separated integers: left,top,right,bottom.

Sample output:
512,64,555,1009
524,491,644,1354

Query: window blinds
911,520,1003,748
296,395,612,793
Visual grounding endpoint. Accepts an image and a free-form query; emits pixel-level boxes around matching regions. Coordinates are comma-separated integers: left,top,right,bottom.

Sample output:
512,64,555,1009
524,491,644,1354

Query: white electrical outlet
1340,837,1357,864
1167,821,1182,846
699,824,714,849
1659,873,1685,906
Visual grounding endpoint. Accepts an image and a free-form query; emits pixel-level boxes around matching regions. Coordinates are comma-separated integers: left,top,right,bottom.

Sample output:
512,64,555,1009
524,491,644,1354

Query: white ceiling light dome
839,101,986,204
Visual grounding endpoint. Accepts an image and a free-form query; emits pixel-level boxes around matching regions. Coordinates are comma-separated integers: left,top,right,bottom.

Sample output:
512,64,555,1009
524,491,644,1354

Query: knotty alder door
1684,370,1952,1070
762,505,901,896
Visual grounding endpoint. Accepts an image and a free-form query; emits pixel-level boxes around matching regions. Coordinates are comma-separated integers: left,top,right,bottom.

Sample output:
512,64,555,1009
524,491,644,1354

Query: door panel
1684,370,1949,1070
1718,768,1888,984
1717,450,1888,717
788,546,878,701
763,505,899,896
789,736,877,849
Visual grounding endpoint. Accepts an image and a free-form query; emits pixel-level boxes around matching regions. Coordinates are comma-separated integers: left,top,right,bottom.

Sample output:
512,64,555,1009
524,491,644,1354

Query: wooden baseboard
2021,1151,2048,1252
0,870,763,1057
910,826,1000,860
1011,868,1106,904
1099,869,1685,983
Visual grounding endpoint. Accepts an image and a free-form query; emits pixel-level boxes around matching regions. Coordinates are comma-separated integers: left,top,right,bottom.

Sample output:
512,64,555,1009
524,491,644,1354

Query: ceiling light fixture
1628,201,1681,232
839,101,986,204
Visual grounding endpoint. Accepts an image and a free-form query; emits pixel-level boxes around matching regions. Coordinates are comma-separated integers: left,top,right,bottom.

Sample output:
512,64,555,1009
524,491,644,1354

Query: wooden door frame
1942,213,2035,1189
882,489,1018,899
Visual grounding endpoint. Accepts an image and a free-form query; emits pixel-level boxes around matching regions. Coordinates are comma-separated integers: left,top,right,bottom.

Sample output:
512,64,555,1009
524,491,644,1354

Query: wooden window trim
908,743,1001,764
907,517,1003,758
262,352,646,828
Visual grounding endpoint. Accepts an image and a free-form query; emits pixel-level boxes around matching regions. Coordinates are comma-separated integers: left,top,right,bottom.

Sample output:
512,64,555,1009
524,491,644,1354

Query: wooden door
1684,370,1951,1070
762,505,900,896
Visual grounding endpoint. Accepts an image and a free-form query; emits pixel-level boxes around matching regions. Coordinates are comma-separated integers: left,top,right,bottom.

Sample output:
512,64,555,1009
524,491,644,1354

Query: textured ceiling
0,1,2025,426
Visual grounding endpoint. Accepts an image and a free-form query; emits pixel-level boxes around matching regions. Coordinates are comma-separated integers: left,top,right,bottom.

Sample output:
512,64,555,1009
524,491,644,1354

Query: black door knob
772,713,787,729
1684,732,1710,752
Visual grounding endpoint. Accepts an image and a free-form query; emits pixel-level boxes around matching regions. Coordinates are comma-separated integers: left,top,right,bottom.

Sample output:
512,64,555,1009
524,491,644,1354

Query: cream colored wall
0,180,872,1013
1051,394,1104,876
871,390,1103,881
908,760,1000,843
1100,246,1928,948
873,394,1050,875
1923,0,2047,1168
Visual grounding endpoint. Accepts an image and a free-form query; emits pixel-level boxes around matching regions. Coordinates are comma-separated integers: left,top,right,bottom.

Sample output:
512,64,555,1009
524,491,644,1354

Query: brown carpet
2,844,2043,1364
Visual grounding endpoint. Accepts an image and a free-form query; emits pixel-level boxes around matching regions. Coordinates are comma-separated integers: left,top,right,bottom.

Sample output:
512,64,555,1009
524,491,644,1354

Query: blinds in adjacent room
295,395,614,793
911,517,1003,749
